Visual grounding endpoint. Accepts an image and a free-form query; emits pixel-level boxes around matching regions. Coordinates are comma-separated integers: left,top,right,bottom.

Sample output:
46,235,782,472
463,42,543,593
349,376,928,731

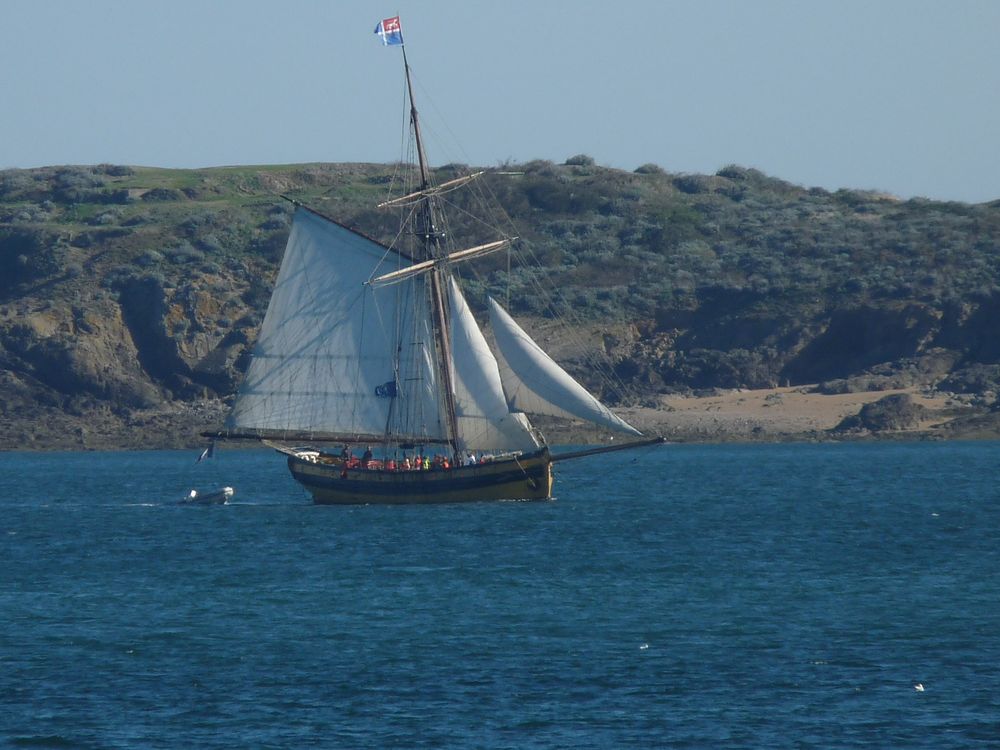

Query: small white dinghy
182,486,234,505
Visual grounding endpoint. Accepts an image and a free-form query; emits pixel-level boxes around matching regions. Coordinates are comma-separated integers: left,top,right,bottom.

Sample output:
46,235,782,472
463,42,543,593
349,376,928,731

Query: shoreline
4,385,998,452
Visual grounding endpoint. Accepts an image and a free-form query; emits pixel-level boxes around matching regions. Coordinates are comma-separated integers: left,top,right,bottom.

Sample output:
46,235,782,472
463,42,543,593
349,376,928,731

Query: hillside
2,160,999,449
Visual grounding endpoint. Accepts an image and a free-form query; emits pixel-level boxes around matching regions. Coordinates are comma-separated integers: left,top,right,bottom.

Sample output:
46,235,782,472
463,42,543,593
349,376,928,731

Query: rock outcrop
833,393,927,433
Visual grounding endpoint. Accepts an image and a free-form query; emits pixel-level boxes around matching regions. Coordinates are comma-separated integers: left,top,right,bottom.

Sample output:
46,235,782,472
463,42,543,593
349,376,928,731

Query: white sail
447,278,539,453
488,297,642,436
228,207,446,440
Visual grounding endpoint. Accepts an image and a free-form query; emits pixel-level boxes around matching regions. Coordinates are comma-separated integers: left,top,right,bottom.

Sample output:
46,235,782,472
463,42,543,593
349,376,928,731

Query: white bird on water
914,683,925,692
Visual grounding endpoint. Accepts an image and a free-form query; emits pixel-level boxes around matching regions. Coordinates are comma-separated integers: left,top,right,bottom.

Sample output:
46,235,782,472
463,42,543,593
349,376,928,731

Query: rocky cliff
1,161,998,449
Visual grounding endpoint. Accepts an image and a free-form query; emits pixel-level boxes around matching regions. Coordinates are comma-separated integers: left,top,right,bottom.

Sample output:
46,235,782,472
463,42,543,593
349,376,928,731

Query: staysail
447,278,539,453
488,297,642,436
227,207,447,442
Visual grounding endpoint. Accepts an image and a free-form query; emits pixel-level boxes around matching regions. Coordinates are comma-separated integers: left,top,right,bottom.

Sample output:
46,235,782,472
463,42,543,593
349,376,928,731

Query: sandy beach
616,385,990,442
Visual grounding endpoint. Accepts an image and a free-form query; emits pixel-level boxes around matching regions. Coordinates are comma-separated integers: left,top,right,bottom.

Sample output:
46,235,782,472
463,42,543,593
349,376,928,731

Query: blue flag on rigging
374,16,403,46
375,380,399,398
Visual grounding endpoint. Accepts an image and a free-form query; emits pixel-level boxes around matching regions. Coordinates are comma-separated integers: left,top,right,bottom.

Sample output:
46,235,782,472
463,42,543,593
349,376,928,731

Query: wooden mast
402,44,461,460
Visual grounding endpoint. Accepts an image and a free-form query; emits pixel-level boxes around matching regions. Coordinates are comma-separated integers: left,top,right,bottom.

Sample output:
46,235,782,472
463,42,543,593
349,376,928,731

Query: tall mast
403,46,432,193
401,45,461,458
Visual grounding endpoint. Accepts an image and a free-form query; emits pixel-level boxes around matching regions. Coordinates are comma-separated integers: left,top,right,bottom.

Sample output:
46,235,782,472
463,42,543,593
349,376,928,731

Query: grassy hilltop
2,159,1000,449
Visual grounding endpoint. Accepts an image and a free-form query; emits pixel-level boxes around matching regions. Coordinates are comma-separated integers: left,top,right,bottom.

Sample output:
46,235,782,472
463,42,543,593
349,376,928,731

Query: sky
1,0,999,203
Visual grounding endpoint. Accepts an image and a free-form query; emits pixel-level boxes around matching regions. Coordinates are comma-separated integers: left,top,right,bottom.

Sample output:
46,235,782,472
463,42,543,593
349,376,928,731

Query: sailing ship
203,17,662,503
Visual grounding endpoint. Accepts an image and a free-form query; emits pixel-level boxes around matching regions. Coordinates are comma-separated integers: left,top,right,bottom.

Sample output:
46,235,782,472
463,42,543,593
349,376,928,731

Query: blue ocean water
2,441,999,749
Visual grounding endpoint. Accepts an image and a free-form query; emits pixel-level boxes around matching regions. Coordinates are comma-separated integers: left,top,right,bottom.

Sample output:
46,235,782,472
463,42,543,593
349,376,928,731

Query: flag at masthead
374,16,403,46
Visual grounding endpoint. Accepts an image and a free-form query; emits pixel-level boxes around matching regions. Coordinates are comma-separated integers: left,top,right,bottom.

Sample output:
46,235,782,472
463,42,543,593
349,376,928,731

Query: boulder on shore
833,393,926,433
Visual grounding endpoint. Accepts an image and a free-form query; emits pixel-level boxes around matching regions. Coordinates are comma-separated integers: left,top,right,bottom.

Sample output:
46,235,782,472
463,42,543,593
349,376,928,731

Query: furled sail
447,278,540,453
488,298,642,436
228,207,446,441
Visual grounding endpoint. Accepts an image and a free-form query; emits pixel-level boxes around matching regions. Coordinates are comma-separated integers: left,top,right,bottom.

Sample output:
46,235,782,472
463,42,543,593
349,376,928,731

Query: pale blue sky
2,1,998,203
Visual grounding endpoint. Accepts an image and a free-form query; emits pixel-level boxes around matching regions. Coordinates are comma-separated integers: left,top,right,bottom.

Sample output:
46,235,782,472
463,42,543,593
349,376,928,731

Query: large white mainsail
227,207,447,442
447,278,539,453
488,297,642,436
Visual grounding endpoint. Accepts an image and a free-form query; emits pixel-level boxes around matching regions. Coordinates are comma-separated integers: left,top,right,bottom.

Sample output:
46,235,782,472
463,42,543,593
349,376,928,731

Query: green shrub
634,163,666,175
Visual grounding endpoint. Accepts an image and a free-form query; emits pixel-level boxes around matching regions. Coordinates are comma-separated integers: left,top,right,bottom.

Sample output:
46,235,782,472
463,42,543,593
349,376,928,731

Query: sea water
2,442,999,748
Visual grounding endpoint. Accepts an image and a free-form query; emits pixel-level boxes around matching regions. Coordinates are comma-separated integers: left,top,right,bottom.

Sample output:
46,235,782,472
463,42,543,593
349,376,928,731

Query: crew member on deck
361,445,373,468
